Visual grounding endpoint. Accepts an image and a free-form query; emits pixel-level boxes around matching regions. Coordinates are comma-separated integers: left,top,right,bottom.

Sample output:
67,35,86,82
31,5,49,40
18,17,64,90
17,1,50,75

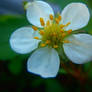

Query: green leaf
23,1,28,6
87,18,92,34
0,15,29,60
8,56,23,75
47,0,87,9
59,68,67,74
84,62,92,79
45,79,66,92
23,1,28,10
87,0,92,9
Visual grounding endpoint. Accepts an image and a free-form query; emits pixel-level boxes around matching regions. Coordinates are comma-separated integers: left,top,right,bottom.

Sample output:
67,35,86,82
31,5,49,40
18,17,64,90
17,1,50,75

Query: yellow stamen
63,40,70,43
58,15,62,21
52,32,57,36
62,33,66,38
39,30,44,35
67,29,72,34
53,45,58,48
41,43,46,47
49,14,53,20
55,18,59,24
60,24,65,29
46,40,51,44
46,20,50,26
32,26,38,31
40,18,45,26
38,15,71,49
60,29,64,33
65,22,71,27
34,37,39,39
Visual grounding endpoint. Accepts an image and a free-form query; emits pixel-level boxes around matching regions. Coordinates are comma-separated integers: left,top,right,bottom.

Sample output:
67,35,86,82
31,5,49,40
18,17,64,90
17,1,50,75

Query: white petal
63,34,92,64
61,3,90,31
10,27,41,54
27,47,60,78
26,1,54,27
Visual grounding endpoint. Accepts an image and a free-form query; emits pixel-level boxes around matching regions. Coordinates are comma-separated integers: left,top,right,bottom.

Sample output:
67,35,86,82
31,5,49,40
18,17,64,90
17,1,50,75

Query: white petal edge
63,34,92,64
26,1,54,27
10,27,41,54
27,47,60,78
61,3,90,31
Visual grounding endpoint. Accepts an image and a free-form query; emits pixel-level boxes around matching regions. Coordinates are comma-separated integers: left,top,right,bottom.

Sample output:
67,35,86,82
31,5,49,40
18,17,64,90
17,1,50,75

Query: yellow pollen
39,30,44,35
49,14,53,20
55,18,60,24
46,20,50,26
63,40,70,43
46,40,51,44
52,32,57,36
40,18,45,26
67,29,72,34
60,29,64,33
60,24,65,29
39,15,71,49
65,22,71,27
58,15,62,21
53,45,58,48
62,33,66,38
34,37,39,39
41,43,46,47
32,26,38,31
55,18,59,24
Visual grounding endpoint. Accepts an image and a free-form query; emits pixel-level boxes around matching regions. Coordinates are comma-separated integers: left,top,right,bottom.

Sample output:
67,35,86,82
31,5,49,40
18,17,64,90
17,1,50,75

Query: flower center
33,14,72,49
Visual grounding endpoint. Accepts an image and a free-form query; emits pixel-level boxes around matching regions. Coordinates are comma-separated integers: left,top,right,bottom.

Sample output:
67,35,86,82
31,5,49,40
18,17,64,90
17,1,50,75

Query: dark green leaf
84,62,92,79
45,79,65,92
8,56,23,75
47,0,87,9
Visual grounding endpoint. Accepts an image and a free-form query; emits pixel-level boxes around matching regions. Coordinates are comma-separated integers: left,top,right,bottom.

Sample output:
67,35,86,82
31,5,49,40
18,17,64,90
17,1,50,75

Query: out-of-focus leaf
87,0,92,8
23,1,28,6
32,78,44,87
0,15,29,60
45,79,65,92
59,68,67,74
87,18,92,34
47,0,87,9
84,62,92,79
23,1,28,10
8,56,23,75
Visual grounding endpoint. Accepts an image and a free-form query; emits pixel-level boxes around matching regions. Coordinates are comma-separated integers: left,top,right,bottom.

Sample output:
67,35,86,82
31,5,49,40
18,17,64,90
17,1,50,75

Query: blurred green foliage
8,56,23,75
45,79,65,92
47,0,87,9
84,62,92,79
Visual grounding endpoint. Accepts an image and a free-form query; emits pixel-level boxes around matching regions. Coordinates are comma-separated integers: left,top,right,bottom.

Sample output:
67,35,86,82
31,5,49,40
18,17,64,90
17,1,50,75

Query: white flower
10,1,92,78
